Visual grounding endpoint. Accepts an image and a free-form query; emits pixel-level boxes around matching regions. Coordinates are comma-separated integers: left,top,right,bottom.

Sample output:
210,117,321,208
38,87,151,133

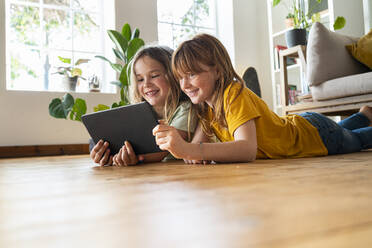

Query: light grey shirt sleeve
168,101,197,134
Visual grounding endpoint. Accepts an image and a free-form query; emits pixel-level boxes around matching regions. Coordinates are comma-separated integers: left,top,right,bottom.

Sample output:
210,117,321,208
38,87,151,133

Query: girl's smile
183,88,199,97
144,89,160,97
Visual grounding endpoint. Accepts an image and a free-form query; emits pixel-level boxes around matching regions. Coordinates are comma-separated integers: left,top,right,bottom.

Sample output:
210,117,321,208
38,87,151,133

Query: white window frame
5,0,115,93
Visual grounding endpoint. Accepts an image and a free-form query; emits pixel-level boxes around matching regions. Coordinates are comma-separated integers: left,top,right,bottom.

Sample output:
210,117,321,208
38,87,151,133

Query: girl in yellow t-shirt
153,34,372,163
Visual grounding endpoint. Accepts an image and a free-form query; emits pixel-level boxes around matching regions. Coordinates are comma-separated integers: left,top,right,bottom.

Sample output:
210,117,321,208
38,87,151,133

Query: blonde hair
128,45,193,140
172,33,244,137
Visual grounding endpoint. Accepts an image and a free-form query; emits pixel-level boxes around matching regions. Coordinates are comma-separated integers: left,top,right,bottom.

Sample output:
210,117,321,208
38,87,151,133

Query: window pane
43,8,72,50
8,47,43,91
9,4,40,47
157,0,172,23
73,11,100,52
172,24,198,46
43,0,70,7
158,0,194,25
158,23,174,48
73,0,100,13
157,0,217,50
197,27,215,36
194,0,215,28
19,0,39,2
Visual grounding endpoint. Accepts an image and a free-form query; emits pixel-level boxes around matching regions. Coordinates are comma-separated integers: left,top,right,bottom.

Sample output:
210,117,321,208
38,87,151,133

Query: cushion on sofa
346,29,372,70
310,71,372,101
306,22,370,86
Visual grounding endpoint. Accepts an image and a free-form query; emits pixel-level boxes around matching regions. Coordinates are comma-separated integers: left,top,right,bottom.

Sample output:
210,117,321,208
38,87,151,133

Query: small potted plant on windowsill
55,56,90,92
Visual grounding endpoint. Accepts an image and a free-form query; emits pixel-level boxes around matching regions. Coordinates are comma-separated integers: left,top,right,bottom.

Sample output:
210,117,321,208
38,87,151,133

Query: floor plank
1,152,372,248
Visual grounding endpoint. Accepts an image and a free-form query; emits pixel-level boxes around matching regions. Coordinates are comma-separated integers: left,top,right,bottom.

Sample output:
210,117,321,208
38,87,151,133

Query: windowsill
3,89,118,95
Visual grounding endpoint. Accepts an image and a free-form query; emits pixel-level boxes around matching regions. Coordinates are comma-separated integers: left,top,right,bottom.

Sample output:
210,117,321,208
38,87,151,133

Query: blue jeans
299,112,372,155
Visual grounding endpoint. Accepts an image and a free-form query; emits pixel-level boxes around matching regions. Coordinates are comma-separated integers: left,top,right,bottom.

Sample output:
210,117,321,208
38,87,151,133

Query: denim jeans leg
299,112,363,155
336,128,363,154
352,127,372,150
338,112,370,130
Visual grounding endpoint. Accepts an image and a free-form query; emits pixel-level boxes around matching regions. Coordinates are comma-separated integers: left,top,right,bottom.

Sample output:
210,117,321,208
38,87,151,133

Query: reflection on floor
1,151,372,248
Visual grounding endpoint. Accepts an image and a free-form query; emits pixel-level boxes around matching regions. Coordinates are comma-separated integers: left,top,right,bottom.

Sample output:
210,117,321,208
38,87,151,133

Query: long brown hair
172,33,244,137
129,45,188,123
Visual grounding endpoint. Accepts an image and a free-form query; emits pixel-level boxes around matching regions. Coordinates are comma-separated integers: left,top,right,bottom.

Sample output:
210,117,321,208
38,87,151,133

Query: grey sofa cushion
310,71,372,100
306,22,369,86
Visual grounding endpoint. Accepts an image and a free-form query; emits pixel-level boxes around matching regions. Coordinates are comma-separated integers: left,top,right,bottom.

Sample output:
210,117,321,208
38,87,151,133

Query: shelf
268,0,365,115
272,27,292,38
274,63,300,73
271,10,329,38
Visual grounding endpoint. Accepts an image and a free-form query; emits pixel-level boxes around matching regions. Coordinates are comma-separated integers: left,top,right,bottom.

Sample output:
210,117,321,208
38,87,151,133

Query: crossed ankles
359,106,372,126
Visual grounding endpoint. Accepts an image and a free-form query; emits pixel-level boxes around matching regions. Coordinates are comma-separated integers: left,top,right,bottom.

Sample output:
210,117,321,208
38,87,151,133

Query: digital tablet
81,102,162,155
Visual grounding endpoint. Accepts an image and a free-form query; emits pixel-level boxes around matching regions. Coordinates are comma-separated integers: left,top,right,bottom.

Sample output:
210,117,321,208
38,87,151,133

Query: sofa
284,22,372,116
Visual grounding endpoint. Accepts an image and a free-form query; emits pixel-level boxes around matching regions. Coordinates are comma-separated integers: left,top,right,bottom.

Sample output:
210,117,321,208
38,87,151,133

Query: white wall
232,0,273,108
331,0,365,37
364,0,372,33
115,0,158,43
0,0,271,146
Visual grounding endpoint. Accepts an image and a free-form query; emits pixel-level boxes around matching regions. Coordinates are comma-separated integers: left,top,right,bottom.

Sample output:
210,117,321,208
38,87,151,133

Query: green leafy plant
48,23,145,122
49,93,87,121
95,23,145,107
273,0,346,30
55,56,90,80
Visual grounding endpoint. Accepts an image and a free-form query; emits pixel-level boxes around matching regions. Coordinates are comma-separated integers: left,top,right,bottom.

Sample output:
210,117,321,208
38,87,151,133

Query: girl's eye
137,78,144,82
189,73,195,78
151,74,160,78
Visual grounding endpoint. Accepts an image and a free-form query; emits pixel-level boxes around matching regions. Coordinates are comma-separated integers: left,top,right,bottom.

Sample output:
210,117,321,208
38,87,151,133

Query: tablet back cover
81,102,161,155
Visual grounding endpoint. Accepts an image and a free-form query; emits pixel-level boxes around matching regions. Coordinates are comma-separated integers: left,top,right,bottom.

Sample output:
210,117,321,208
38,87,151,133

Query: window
157,0,217,49
5,0,114,92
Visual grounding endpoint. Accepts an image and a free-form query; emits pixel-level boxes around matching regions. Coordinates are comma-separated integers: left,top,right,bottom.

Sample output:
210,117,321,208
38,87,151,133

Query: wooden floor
1,152,372,248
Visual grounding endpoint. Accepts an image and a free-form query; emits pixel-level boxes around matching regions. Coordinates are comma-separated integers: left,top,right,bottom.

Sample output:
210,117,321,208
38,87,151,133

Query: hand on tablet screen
90,140,114,166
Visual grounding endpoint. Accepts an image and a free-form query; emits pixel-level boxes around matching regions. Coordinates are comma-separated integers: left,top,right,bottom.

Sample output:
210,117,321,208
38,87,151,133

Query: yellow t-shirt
208,82,328,159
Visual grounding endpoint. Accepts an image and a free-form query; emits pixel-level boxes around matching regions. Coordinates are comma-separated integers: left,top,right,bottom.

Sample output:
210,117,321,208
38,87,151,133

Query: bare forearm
142,151,169,163
185,140,256,163
190,124,210,143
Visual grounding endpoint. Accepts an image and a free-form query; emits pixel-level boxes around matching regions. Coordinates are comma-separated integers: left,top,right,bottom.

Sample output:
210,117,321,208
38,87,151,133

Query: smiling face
134,56,170,110
179,63,218,106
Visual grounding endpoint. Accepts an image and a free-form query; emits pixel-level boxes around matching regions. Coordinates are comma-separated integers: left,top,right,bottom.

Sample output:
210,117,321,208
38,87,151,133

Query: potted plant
55,56,90,91
273,0,346,47
94,23,145,110
286,0,308,48
285,13,295,28
49,23,145,122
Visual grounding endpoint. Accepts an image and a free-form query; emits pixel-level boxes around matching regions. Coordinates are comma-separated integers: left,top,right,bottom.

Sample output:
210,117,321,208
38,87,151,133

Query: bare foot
359,106,372,126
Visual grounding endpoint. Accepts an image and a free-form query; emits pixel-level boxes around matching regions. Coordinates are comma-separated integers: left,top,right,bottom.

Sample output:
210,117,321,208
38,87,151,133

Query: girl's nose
180,77,189,89
143,77,152,86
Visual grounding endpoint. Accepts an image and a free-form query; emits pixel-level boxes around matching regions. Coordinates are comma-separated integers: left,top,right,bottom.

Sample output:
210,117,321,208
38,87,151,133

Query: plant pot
285,18,294,28
62,76,78,91
285,28,307,48
88,75,100,92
